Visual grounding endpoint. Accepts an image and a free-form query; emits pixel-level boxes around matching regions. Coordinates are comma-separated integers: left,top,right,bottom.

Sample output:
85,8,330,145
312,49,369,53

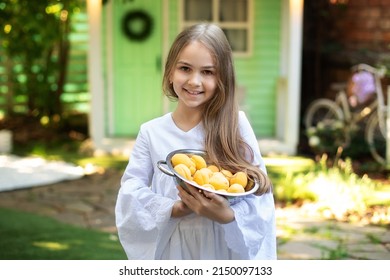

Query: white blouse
115,112,277,260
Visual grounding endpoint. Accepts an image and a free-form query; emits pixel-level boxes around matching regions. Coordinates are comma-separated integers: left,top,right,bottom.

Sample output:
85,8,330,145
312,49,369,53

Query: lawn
0,208,126,260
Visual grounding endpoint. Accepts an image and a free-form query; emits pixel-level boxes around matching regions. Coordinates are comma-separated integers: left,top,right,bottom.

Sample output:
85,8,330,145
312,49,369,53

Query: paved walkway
0,169,389,260
276,206,390,259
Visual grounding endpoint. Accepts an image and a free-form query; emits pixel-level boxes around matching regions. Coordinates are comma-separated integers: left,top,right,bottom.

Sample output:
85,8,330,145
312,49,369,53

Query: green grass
0,208,127,260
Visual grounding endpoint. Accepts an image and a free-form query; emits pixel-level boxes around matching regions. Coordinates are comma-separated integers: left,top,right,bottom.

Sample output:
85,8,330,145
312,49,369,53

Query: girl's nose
188,72,201,86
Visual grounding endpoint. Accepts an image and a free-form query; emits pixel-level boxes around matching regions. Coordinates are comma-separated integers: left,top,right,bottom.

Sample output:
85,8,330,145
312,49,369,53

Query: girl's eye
202,70,214,75
179,66,190,72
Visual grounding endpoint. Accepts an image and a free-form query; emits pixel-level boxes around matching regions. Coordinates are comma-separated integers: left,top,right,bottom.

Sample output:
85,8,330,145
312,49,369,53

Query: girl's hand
171,200,193,218
177,184,235,224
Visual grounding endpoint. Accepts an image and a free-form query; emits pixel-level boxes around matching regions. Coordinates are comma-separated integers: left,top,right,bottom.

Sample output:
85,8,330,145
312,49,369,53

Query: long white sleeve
115,127,176,259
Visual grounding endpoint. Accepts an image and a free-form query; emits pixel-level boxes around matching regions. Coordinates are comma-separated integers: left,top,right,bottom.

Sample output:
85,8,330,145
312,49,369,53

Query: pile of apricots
171,153,253,193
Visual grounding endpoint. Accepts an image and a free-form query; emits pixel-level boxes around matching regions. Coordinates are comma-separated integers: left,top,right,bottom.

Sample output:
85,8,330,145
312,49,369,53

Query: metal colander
157,149,259,199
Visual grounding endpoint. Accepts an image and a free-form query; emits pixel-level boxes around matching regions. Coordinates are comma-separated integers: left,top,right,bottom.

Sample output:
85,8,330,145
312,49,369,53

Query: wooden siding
235,0,281,137
63,8,90,114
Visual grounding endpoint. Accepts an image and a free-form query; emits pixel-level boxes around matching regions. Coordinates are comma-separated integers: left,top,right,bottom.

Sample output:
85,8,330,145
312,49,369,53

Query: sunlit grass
0,208,126,260
32,241,69,251
267,154,390,225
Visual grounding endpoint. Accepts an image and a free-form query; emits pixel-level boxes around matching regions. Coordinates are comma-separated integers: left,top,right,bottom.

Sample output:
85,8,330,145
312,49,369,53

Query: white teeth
187,89,201,95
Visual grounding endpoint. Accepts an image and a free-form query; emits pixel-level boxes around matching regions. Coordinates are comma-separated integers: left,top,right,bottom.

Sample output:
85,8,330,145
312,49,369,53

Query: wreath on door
121,10,153,42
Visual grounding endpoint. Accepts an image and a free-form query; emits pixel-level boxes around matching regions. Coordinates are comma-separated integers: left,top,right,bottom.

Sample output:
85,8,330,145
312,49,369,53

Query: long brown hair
162,23,271,195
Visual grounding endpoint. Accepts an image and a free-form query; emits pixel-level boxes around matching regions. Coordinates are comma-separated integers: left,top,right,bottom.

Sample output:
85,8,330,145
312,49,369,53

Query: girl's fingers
177,185,196,205
179,183,224,202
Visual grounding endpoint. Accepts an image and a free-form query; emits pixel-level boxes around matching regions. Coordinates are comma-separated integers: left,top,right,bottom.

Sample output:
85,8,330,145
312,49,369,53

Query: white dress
115,112,277,260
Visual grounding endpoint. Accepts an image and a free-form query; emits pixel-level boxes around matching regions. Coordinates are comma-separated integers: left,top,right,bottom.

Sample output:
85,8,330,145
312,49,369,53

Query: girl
115,23,277,260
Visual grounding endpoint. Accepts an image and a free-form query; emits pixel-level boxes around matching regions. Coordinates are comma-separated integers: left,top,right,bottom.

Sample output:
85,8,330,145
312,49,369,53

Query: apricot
227,183,246,193
229,171,248,188
191,154,207,170
193,168,212,186
171,152,254,195
174,163,192,181
207,165,219,172
171,153,190,166
201,183,215,191
171,153,196,175
202,167,213,177
221,169,233,178
209,172,229,190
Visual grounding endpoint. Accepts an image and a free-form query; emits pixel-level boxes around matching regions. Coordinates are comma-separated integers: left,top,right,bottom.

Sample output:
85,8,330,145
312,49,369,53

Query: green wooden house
87,0,303,156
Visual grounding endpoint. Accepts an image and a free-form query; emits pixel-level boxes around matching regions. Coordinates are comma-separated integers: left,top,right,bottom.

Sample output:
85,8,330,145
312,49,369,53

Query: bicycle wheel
304,99,348,152
304,99,344,129
365,113,386,165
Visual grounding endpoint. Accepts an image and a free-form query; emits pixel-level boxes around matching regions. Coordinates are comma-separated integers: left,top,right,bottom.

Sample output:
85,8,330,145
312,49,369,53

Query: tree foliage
0,0,81,117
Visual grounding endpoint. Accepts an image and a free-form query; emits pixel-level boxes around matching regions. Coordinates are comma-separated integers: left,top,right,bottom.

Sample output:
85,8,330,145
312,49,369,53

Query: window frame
179,0,253,57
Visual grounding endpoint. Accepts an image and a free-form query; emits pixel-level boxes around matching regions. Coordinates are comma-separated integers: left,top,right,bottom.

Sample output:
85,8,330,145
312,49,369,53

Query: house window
181,0,253,56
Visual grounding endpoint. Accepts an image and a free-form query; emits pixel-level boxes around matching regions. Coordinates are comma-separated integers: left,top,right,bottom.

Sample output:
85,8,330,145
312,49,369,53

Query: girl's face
171,41,218,112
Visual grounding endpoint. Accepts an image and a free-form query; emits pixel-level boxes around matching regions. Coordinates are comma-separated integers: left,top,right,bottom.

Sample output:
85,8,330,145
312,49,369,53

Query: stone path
276,207,390,259
0,169,389,260
0,169,121,233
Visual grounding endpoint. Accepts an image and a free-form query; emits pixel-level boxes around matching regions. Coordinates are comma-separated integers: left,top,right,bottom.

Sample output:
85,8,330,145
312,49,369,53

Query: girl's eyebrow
176,60,215,69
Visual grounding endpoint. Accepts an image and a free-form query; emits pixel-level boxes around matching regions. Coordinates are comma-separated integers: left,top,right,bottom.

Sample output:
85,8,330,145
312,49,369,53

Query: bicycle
304,63,387,164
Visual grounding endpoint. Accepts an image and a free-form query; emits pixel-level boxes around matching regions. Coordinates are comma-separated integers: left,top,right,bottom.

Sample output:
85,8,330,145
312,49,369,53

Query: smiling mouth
185,89,203,95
